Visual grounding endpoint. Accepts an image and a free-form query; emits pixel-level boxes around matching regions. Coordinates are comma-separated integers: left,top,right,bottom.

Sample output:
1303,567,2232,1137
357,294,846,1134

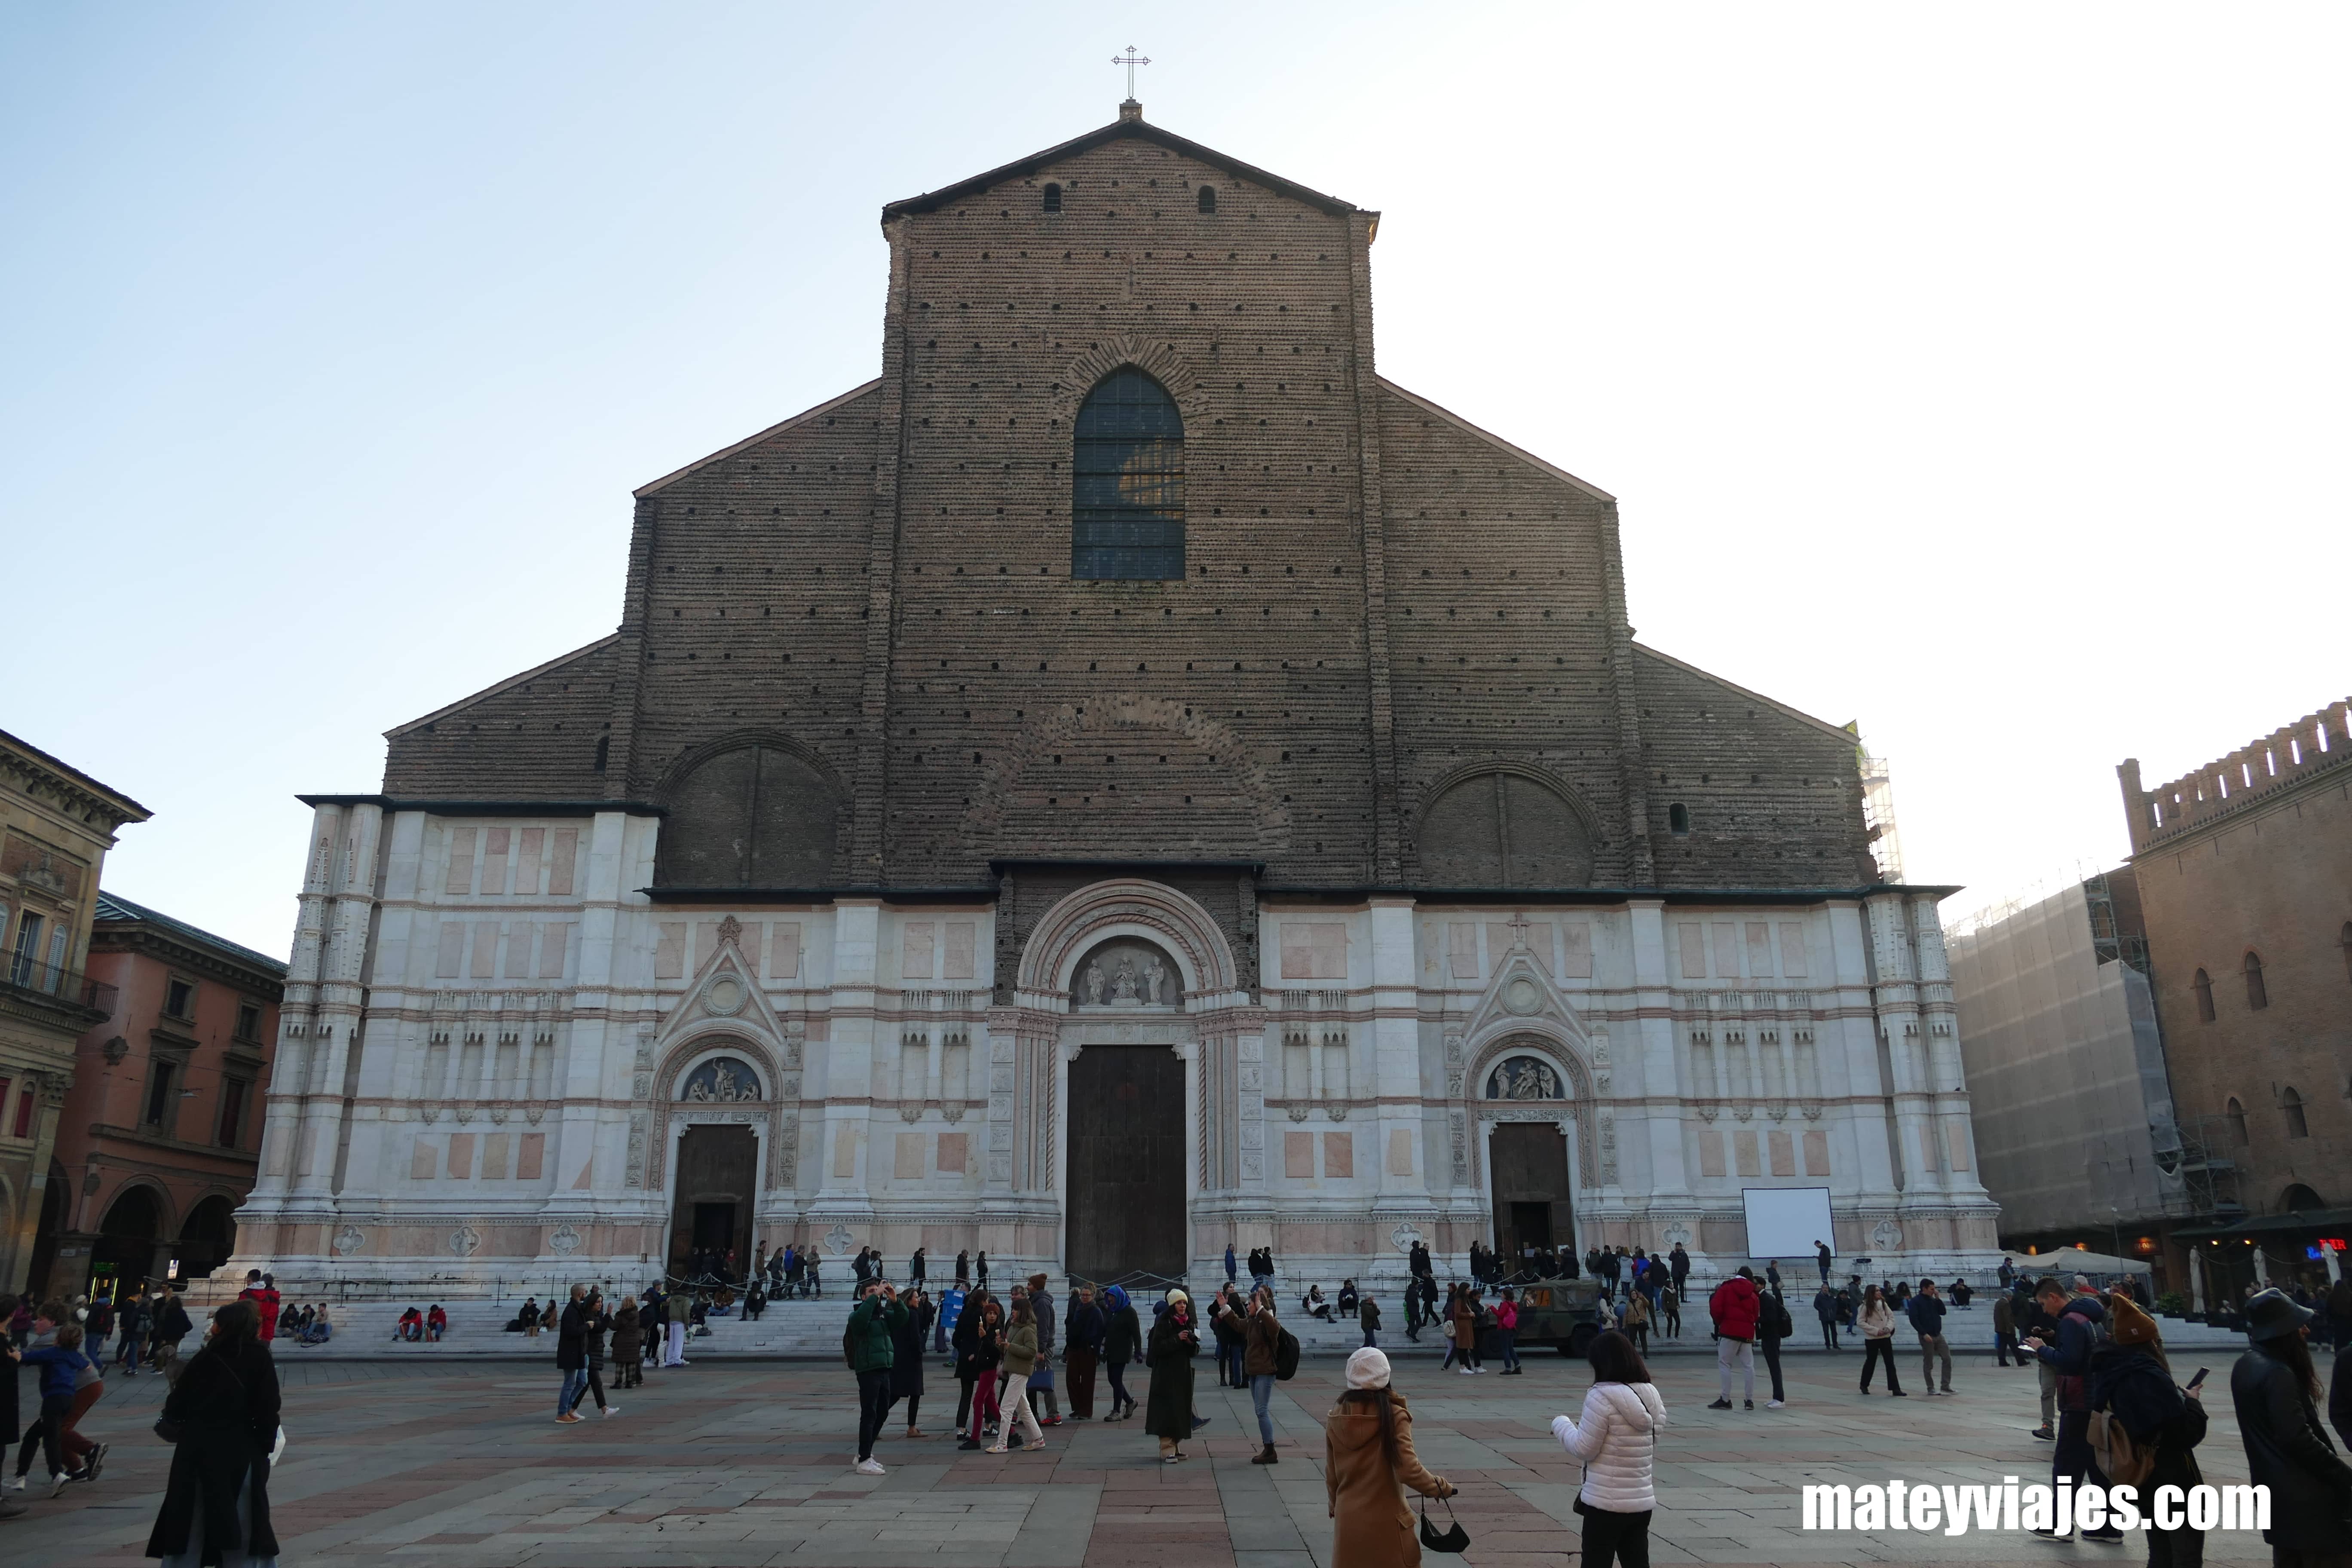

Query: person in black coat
890,1289,933,1436
2090,1297,2207,1568
554,1285,591,1424
147,1299,280,1567
2231,1286,2352,1561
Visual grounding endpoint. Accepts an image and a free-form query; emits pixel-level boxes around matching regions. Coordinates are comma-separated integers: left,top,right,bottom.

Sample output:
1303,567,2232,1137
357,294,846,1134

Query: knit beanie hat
2108,1293,2160,1347
1346,1347,1393,1390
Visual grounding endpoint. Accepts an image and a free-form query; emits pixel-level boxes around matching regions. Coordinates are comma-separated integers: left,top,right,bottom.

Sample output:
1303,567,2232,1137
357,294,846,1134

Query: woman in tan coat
1326,1347,1455,1568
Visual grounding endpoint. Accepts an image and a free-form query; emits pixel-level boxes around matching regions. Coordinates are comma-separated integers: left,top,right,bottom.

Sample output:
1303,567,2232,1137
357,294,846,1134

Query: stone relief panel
1485,1055,1565,1101
679,1055,763,1103
1070,936,1181,1009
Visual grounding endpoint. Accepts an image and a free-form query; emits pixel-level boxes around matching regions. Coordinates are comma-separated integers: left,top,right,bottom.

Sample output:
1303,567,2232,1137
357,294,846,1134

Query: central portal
1066,1045,1186,1284
668,1124,756,1278
1489,1121,1575,1274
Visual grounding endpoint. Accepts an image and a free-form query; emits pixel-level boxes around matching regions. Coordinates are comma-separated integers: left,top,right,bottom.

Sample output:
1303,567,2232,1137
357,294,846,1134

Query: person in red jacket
1708,1266,1761,1411
237,1269,283,1342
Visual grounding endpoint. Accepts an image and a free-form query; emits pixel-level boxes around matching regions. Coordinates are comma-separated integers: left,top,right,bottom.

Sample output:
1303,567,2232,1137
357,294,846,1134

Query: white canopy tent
2020,1246,2155,1278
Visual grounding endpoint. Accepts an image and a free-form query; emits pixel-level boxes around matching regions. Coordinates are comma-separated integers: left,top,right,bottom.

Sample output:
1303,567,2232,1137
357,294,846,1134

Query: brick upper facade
381,110,1877,894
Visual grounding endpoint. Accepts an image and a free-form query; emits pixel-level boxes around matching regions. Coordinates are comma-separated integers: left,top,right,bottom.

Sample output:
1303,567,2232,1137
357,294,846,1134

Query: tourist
570,1288,619,1421
1066,1285,1104,1420
2024,1276,2117,1542
114,1290,147,1375
1403,1277,1423,1342
987,1296,1047,1455
974,1251,989,1292
1145,1289,1200,1462
2021,1278,2059,1436
145,1300,279,1566
12,1315,90,1497
1758,1283,1791,1409
948,1288,986,1433
1856,1283,1905,1396
2094,1293,2207,1568
426,1304,447,1343
955,1249,971,1287
1706,1267,1761,1411
1815,1239,1832,1286
936,1280,963,1356
957,1296,1004,1449
150,1289,193,1383
1325,1347,1454,1567
1495,1288,1523,1374
1992,1287,2020,1366
236,1271,282,1343
1102,1286,1142,1423
1659,1282,1681,1339
1622,1286,1650,1355
662,1286,692,1368
1358,1291,1381,1349
2232,1287,2352,1560
1243,1288,1283,1464
396,1306,423,1343
1553,1329,1668,1568
520,1296,542,1338
804,1251,822,1299
300,1304,333,1345
909,1246,927,1290
1811,1283,1840,1351
1302,1285,1334,1321
891,1286,930,1439
1669,1242,1691,1301
611,1296,643,1390
847,1280,908,1475
1337,1279,1359,1319
1026,1274,1062,1426
554,1285,593,1424
1225,1243,1238,1285
1908,1278,1953,1395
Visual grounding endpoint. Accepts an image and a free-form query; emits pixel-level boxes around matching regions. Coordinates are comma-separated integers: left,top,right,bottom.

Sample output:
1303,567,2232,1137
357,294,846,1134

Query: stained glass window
1072,368,1184,579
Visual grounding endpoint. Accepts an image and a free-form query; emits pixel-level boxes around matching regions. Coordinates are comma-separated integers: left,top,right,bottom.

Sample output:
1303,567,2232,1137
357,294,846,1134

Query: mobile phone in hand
2187,1366,2210,1390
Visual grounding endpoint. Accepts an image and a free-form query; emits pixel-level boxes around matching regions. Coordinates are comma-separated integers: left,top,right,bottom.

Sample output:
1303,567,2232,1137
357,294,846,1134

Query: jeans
1716,1337,1753,1402
1497,1329,1519,1371
15,1393,74,1478
1760,1338,1784,1402
120,1334,142,1372
856,1367,893,1460
557,1368,589,1417
1363,1326,1378,1348
1919,1332,1951,1390
1250,1372,1276,1446
1859,1336,1903,1392
1995,1329,2020,1365
1581,1503,1653,1568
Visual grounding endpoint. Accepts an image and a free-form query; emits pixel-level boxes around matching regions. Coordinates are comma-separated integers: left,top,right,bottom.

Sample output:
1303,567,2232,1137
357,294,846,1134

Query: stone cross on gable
1507,913,1532,952
717,915,744,949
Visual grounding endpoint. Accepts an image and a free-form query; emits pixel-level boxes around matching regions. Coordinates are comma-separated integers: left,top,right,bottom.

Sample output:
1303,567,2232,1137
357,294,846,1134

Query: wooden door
1490,1122,1574,1274
1066,1046,1186,1284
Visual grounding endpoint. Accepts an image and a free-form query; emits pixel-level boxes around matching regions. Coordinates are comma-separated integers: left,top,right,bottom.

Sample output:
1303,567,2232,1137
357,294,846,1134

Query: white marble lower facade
229,800,2001,1292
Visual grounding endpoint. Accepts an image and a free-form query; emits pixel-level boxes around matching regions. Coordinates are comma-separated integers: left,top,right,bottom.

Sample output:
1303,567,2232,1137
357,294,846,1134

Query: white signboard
1741,1186,1834,1260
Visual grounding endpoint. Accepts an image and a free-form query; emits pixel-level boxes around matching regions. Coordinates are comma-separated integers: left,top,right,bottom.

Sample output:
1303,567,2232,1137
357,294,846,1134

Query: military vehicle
1505,1275,1608,1357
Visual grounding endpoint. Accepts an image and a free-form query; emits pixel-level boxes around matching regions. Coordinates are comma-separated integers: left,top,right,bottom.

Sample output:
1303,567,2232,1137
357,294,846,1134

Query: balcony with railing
1,956,118,1019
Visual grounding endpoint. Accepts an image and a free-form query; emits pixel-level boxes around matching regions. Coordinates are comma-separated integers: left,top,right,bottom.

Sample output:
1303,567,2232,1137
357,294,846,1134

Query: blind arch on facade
1072,367,1184,580
655,736,841,888
1414,768,1597,888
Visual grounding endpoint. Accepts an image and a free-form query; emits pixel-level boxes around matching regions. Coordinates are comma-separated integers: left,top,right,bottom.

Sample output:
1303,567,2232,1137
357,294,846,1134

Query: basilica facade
231,103,1999,1290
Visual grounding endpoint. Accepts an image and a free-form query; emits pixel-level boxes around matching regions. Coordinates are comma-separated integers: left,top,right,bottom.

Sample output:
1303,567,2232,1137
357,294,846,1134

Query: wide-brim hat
2244,1286,2315,1342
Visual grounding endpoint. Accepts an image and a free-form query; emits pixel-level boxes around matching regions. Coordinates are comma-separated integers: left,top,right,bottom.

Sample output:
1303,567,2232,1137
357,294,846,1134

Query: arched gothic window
2191,968,2215,1022
2225,1095,2249,1145
1072,368,1184,579
2244,950,2269,1011
1197,185,1217,214
2282,1086,2309,1139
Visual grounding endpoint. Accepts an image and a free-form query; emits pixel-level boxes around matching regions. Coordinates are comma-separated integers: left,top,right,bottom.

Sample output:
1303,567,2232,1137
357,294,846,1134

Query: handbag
1418,1494,1471,1553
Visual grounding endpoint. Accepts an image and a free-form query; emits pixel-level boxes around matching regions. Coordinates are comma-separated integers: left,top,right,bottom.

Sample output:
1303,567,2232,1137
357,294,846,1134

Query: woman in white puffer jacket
1551,1329,1669,1568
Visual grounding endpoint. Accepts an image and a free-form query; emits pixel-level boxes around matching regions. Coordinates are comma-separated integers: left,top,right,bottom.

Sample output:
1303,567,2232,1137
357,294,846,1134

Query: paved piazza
18,1342,2291,1567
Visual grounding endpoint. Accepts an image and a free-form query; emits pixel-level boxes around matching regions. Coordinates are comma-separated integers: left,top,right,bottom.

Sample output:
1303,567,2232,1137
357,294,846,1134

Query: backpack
2089,1408,2155,1488
1274,1324,1301,1381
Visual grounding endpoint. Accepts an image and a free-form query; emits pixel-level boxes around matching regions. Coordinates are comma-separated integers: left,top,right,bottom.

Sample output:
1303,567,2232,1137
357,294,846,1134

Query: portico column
1364,897,1422,1201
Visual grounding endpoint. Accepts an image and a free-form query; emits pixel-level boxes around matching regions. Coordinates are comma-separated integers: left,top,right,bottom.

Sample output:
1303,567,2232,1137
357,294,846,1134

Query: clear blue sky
5,3,2346,955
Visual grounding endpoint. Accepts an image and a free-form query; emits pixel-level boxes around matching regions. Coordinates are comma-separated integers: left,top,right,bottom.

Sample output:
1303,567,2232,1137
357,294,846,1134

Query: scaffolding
2082,871,2150,974
1847,724,1906,882
2174,1112,2246,1223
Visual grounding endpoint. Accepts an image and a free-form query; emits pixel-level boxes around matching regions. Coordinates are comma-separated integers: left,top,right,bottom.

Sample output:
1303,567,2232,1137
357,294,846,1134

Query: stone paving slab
15,1341,2310,1565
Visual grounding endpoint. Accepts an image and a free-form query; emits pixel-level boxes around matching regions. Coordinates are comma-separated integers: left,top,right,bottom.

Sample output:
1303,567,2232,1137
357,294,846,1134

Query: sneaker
1190,1415,1209,1430
1041,1416,1063,1427
1767,1399,1785,1409
957,1438,983,1451
86,1444,108,1481
4,1477,22,1493
984,1445,1009,1455
2028,1527,2069,1542
2082,1528,2125,1544
48,1471,71,1499
1743,1400,1754,1410
602,1405,622,1418
1458,1367,1477,1376
1942,1387,1955,1395
854,1457,886,1476
2030,1425,2054,1441
555,1412,582,1424
1706,1399,1732,1410
1890,1389,1908,1397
